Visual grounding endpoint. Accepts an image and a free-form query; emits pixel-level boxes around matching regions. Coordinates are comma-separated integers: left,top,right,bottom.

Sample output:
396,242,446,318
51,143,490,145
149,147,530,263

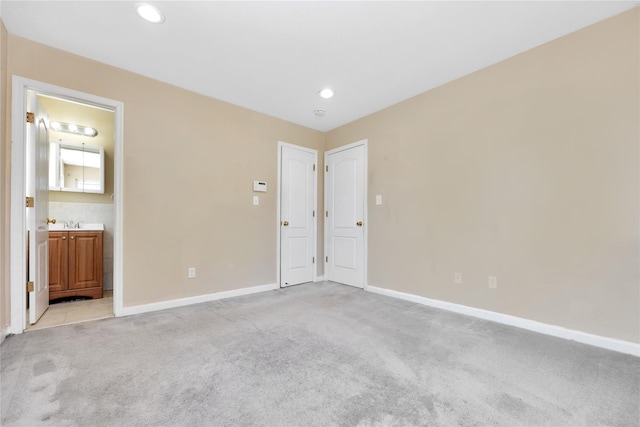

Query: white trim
362,142,368,289
9,76,125,334
276,141,318,288
1,327,10,344
120,283,278,317
314,275,325,282
323,139,368,288
366,285,640,357
276,143,282,287
325,139,368,155
9,78,27,334
113,100,125,317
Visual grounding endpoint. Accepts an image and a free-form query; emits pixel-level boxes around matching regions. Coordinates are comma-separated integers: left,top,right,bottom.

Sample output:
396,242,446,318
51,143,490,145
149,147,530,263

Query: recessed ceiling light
136,3,165,24
319,88,334,99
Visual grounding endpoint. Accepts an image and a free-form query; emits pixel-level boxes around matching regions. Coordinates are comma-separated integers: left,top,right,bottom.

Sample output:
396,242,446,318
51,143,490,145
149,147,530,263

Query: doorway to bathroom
10,76,124,334
26,94,116,330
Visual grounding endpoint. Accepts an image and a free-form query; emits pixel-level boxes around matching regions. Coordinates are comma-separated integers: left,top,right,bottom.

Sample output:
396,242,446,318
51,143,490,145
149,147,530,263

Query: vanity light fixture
136,3,165,24
319,88,334,99
50,121,98,137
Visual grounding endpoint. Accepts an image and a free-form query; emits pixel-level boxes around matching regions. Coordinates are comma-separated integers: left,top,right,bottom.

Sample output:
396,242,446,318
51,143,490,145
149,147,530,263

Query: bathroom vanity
48,226,103,301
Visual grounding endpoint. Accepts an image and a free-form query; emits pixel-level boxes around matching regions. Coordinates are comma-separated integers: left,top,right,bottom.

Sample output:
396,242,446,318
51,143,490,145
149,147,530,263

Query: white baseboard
315,275,325,282
366,285,640,357
120,283,278,317
1,326,10,345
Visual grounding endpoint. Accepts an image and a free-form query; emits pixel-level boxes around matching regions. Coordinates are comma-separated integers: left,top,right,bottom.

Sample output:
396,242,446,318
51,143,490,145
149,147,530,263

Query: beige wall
6,34,325,307
1,19,9,332
327,9,639,343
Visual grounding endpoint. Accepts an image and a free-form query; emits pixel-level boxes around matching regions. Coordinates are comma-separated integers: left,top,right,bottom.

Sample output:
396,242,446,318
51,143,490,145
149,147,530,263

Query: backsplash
49,201,114,290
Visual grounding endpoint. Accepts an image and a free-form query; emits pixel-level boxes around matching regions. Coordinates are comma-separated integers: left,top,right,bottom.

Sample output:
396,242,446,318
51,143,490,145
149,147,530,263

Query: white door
27,93,50,324
280,143,316,287
325,142,366,288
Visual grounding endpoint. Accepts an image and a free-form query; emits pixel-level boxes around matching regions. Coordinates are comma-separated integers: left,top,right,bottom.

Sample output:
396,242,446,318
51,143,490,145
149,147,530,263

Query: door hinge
26,112,35,124
325,211,328,217
325,256,328,263
312,257,315,264
313,210,315,217
326,165,328,172
313,164,316,171
27,281,34,292
25,196,35,208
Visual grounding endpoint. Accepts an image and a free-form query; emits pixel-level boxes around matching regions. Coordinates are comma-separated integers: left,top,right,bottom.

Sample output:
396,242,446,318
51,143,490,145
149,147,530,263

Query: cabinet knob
62,236,66,240
70,236,75,240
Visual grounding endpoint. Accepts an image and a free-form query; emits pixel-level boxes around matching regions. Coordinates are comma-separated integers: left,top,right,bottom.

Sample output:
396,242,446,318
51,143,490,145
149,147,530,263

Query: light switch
376,195,382,205
488,276,497,289
253,196,259,205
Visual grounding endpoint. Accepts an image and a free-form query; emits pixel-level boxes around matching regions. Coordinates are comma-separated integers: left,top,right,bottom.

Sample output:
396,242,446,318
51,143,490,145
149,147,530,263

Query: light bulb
319,88,334,99
136,3,165,23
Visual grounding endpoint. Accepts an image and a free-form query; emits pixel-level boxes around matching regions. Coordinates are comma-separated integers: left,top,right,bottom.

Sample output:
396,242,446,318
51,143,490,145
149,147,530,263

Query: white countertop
49,223,104,231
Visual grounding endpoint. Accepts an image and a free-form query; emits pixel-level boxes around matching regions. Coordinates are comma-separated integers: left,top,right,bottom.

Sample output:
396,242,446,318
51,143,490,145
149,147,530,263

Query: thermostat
253,181,267,192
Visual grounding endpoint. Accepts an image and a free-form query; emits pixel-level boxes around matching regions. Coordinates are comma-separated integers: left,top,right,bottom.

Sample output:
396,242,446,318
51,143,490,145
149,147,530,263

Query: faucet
66,220,79,229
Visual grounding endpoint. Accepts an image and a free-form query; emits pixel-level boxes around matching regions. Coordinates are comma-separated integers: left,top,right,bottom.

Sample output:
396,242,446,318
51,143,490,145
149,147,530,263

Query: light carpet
1,282,638,426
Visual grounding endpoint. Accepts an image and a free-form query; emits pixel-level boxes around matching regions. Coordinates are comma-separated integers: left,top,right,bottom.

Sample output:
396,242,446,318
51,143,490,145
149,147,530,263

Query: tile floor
26,290,114,331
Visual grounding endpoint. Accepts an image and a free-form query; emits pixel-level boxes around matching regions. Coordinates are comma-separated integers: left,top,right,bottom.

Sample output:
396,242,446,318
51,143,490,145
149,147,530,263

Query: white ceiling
1,1,637,131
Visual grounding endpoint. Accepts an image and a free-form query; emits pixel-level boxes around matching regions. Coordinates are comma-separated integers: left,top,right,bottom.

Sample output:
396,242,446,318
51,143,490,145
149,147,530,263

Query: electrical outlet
454,272,462,284
188,267,196,279
376,195,382,205
488,275,497,289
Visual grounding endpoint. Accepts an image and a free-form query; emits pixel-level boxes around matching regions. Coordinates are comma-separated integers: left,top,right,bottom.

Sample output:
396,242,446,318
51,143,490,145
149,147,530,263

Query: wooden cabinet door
48,232,68,293
68,231,103,290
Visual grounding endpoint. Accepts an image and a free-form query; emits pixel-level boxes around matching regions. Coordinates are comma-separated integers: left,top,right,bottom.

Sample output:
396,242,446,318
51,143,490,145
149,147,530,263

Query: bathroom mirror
49,140,105,194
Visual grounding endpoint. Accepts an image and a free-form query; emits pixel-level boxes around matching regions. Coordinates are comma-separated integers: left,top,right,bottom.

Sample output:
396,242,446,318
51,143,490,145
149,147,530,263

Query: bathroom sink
48,223,104,231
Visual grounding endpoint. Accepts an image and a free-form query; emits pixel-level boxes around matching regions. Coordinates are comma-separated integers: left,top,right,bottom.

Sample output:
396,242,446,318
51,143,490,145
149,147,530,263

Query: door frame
324,139,368,289
10,76,125,334
276,141,318,287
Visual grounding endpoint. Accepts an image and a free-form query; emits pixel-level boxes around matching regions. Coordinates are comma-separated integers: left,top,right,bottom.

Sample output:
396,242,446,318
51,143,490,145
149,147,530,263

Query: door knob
47,218,56,224
282,221,289,226
356,221,363,227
